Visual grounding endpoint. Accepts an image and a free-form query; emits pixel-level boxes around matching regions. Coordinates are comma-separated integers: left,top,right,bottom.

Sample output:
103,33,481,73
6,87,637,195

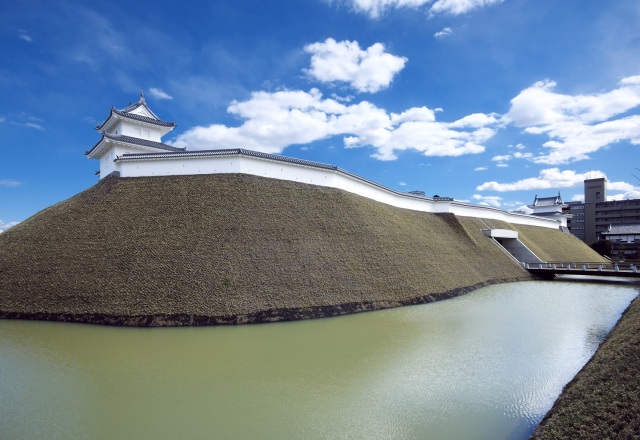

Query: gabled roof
601,224,640,235
85,133,185,157
96,91,176,131
529,193,565,208
108,108,176,128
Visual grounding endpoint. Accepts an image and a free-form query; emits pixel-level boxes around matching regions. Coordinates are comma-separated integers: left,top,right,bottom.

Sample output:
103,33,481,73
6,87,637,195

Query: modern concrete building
564,177,640,244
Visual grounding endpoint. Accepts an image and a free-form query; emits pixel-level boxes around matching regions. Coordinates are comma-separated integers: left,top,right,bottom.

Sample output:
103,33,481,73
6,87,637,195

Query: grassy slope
0,174,599,323
531,293,640,439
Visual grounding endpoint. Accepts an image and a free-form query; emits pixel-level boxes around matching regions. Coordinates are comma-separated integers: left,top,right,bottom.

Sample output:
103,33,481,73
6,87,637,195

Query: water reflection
0,280,637,440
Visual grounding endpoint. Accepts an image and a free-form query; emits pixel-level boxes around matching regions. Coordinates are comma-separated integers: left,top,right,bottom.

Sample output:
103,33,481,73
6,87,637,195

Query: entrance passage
483,229,542,264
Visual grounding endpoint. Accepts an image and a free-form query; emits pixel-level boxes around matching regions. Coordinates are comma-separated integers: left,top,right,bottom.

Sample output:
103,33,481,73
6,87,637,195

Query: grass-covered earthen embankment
0,174,602,326
530,290,640,439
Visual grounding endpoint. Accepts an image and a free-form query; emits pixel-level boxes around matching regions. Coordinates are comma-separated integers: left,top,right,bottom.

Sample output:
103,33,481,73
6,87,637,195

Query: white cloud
472,194,503,207
343,0,503,18
172,88,498,160
0,179,22,187
18,30,32,42
570,194,584,202
608,181,637,192
513,151,532,159
474,166,488,171
490,151,532,166
605,181,640,201
148,87,173,100
0,220,19,233
399,181,407,186
476,168,607,192
510,205,533,214
304,38,407,93
345,0,430,19
475,169,640,195
24,122,44,130
504,76,640,164
609,190,640,201
434,27,453,38
430,0,504,16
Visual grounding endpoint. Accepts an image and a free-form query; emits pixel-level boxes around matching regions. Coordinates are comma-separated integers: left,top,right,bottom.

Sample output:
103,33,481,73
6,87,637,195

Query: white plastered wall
114,153,560,229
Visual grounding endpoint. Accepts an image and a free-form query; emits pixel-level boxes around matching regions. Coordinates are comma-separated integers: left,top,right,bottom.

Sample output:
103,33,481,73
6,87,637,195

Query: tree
590,239,613,258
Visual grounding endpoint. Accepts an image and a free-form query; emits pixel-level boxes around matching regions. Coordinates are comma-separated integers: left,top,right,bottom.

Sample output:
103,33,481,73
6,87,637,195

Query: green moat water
1,280,637,440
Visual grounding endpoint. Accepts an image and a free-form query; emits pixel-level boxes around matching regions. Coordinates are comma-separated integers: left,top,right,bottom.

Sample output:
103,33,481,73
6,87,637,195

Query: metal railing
523,261,638,273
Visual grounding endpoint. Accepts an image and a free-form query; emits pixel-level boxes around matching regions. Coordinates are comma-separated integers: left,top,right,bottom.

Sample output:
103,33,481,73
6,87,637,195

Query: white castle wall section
532,205,565,214
115,153,559,229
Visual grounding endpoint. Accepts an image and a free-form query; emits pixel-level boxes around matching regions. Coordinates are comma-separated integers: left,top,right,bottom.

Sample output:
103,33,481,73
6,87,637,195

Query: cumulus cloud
434,27,453,38
504,76,640,164
475,169,639,195
304,38,407,93
609,190,640,201
148,87,173,100
472,194,503,207
476,168,606,192
342,0,503,19
172,88,498,160
0,220,19,233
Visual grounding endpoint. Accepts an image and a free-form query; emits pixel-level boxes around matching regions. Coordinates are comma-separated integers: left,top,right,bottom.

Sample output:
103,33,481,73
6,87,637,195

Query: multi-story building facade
564,177,640,244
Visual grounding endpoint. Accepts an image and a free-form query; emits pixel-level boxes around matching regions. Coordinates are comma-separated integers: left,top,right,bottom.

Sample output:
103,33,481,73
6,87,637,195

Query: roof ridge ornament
140,89,146,103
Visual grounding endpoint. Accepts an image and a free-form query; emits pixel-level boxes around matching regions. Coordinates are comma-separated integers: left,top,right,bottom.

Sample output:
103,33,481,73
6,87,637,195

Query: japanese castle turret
86,90,183,179
528,193,572,228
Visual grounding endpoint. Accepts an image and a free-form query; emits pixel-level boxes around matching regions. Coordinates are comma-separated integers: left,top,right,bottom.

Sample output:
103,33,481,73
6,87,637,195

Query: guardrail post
598,264,603,271
614,263,619,272
632,264,637,273
582,264,587,270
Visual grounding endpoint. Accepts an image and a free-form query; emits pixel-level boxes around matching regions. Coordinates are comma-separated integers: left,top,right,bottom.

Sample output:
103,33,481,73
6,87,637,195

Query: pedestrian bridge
524,262,640,279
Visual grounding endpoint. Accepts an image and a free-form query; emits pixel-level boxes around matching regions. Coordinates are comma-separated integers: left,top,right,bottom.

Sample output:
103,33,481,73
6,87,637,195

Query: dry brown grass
0,174,599,325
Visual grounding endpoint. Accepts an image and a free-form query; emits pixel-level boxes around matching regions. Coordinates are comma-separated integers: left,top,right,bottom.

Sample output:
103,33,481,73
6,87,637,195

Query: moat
1,279,637,440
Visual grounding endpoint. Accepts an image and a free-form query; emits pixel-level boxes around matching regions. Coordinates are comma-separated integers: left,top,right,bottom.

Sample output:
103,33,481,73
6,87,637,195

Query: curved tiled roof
602,224,640,235
111,109,176,127
96,108,176,130
116,148,339,171
529,194,565,208
85,133,185,156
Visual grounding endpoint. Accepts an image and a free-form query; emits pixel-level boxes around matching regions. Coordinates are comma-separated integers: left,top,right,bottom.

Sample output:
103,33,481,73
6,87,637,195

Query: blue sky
2,0,640,232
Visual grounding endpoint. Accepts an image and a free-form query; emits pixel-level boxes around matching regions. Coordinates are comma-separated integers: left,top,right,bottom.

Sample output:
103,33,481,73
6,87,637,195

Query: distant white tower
86,90,183,179
528,193,572,228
